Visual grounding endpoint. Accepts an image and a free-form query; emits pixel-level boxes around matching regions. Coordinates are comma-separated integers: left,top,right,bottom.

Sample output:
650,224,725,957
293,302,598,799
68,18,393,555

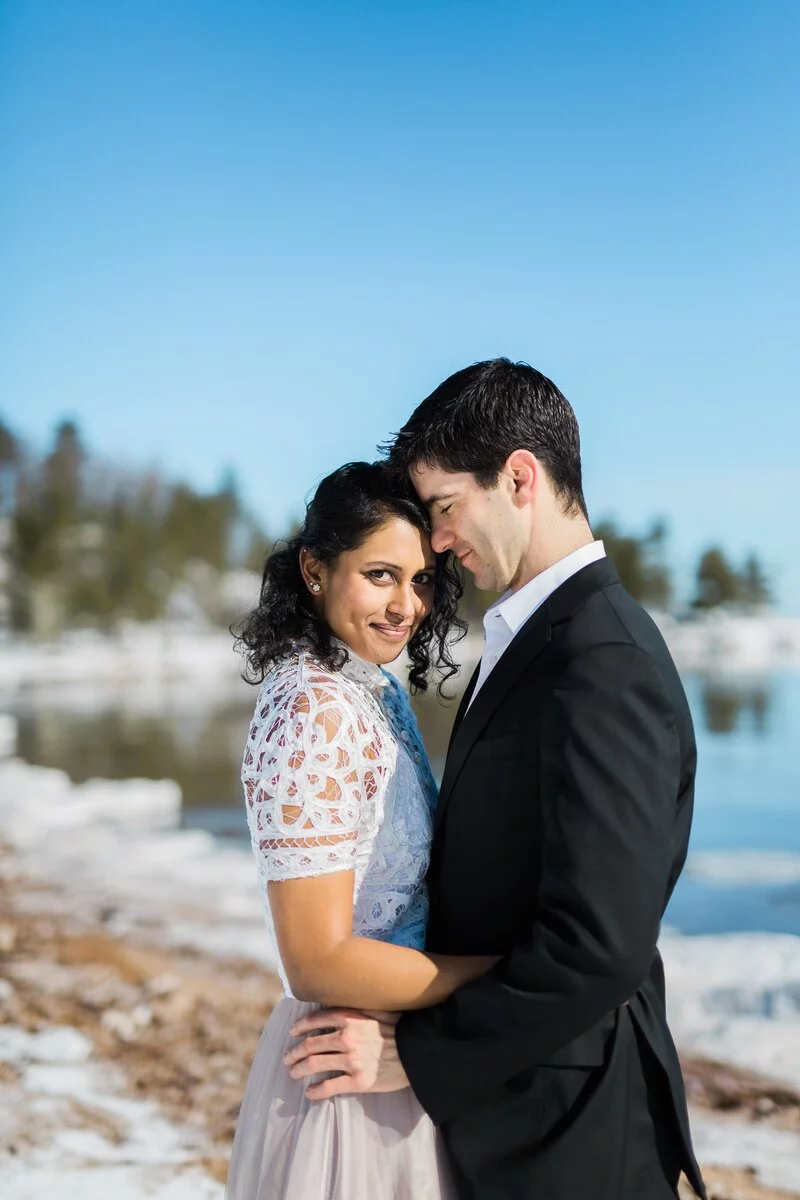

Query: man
288,359,706,1199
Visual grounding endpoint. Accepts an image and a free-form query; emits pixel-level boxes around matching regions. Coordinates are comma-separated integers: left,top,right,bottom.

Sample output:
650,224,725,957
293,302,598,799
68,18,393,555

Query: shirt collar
332,637,390,692
486,540,607,637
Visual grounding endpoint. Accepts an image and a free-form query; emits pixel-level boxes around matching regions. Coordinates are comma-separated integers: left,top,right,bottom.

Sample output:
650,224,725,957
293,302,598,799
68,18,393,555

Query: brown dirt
682,1055,800,1132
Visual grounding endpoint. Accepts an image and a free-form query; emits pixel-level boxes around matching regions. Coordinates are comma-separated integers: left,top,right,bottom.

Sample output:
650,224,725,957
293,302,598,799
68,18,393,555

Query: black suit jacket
397,559,706,1199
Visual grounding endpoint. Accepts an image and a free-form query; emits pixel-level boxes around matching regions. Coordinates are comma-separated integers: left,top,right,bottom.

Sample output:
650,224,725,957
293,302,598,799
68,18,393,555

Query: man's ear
505,449,538,506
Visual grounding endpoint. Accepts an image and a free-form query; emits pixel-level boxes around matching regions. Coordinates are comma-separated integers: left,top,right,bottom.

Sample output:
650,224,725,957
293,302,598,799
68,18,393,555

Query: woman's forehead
354,519,432,560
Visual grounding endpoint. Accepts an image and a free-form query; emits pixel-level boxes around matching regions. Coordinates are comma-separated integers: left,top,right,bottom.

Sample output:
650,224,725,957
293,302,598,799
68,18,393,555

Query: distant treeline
453,519,770,622
0,418,270,635
0,417,771,636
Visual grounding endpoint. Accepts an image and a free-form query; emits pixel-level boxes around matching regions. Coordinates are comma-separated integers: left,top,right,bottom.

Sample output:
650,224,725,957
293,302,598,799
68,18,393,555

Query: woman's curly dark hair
234,461,466,695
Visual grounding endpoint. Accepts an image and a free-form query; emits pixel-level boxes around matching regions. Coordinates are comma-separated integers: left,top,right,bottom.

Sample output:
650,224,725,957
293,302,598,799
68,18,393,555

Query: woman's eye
368,569,393,582
414,572,435,587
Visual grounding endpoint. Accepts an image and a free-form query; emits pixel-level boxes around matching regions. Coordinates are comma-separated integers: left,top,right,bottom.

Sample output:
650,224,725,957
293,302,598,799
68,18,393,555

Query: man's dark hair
386,358,587,518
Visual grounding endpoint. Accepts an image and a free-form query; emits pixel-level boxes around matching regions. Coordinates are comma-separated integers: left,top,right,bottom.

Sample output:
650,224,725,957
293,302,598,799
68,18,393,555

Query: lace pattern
242,648,438,993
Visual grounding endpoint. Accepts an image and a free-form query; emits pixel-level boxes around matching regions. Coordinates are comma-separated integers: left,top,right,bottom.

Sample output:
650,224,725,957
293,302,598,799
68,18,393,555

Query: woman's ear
299,547,326,597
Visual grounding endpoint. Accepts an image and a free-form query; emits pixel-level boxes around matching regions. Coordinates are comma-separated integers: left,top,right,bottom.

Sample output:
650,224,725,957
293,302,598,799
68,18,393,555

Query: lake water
8,670,800,937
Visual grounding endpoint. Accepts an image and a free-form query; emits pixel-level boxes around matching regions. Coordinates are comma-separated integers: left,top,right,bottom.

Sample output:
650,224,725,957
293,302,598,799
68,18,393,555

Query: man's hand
284,1009,409,1100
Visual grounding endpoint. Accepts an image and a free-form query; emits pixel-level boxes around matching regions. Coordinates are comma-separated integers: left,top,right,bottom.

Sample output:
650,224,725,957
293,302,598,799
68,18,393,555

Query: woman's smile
369,622,413,642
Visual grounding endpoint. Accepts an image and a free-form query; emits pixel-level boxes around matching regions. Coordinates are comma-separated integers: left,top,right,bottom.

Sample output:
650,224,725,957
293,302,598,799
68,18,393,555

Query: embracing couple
226,359,706,1200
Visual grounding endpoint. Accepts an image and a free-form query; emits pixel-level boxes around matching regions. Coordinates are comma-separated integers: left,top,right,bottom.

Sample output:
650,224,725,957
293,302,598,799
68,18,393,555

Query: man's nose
431,525,453,554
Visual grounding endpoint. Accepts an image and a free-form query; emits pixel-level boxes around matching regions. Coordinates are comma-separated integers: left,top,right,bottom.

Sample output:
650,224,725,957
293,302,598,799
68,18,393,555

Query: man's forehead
410,465,472,502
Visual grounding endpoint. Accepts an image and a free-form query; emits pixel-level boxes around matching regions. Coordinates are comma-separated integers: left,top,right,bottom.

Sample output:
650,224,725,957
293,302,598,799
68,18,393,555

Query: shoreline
1,608,800,700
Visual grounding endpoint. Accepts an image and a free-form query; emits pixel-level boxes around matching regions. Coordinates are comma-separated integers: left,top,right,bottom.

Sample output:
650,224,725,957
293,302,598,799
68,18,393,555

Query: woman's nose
387,584,418,619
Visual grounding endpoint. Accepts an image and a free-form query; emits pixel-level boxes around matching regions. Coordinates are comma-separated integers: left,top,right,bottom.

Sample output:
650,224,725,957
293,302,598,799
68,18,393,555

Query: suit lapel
433,556,622,835
447,663,480,750
434,604,552,832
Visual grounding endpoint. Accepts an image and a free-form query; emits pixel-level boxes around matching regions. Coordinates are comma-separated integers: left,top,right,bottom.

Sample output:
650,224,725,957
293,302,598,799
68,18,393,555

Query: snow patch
0,1016,224,1200
690,1110,800,1192
0,753,277,973
662,930,800,1088
686,850,800,887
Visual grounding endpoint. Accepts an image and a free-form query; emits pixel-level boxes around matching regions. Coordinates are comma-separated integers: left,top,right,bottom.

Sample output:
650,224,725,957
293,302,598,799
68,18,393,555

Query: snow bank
653,610,800,673
689,1110,800,1192
4,612,800,703
0,733,276,973
0,625,243,698
662,930,800,1088
686,850,800,886
0,712,17,757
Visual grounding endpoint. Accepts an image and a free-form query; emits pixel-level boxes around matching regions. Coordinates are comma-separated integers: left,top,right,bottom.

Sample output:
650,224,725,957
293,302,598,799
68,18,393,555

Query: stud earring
310,582,321,593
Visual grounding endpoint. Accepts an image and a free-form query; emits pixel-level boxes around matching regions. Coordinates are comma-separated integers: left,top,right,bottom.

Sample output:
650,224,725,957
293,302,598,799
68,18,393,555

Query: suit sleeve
396,643,680,1124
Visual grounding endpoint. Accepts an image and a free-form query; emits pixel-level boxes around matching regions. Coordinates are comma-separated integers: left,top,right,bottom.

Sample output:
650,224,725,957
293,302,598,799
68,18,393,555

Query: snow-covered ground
0,749,274,972
661,929,800,1089
2,712,800,1193
0,712,254,1198
688,1113,800,1195
0,1024,223,1200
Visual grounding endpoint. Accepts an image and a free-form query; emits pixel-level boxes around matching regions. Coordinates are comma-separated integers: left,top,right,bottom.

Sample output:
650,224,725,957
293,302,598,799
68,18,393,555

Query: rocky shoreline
0,843,797,1199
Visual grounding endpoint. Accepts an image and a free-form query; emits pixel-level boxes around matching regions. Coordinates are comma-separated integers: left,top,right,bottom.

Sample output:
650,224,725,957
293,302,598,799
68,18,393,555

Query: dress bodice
241,646,438,995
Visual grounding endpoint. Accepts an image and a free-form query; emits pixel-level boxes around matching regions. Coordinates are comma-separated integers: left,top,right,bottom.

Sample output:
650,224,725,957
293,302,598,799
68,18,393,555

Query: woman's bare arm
268,872,497,1010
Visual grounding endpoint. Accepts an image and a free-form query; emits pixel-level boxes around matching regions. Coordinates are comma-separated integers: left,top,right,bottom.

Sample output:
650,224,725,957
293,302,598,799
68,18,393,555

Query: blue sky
1,1,798,607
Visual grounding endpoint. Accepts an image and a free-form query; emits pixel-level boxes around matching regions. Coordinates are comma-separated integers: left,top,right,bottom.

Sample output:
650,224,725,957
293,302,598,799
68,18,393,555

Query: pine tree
593,517,672,607
739,553,770,608
692,548,740,609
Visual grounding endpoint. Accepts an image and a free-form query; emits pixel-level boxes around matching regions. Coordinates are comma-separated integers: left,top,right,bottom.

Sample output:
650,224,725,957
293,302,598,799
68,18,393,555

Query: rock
682,1054,800,1125
101,1004,153,1042
146,972,181,997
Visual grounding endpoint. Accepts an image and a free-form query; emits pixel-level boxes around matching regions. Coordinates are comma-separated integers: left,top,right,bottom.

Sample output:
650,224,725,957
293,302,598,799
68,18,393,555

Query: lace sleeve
243,665,387,881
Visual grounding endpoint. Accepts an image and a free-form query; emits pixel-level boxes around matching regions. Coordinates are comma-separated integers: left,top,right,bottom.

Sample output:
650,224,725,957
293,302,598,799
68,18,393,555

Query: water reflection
698,678,772,735
7,669,798,936
410,675,778,775
13,691,254,814
8,670,779,816
10,684,462,813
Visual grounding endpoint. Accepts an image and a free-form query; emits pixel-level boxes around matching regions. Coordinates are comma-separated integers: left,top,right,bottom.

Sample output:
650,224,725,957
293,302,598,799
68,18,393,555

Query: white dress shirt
467,540,606,708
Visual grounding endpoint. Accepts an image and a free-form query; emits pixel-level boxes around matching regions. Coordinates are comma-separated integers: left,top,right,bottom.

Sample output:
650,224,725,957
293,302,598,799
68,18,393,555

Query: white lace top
242,644,438,996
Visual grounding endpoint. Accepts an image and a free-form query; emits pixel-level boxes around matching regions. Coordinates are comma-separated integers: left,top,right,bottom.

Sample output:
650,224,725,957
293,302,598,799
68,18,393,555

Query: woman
226,462,494,1200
